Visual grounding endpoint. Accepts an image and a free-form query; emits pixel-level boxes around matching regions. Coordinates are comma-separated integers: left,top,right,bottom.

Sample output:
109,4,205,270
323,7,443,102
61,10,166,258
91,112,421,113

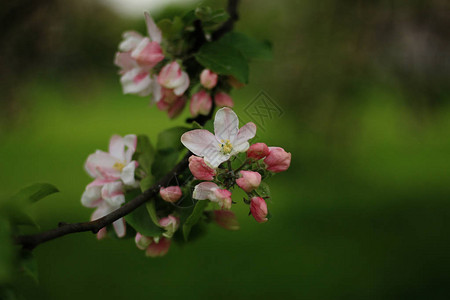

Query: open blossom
247,143,270,160
181,107,257,168
264,147,291,173
190,90,212,117
193,182,232,209
188,155,216,181
159,215,179,238
135,233,171,257
236,170,261,192
158,61,190,96
214,210,240,230
214,92,234,108
250,197,268,223
160,186,182,203
200,69,218,89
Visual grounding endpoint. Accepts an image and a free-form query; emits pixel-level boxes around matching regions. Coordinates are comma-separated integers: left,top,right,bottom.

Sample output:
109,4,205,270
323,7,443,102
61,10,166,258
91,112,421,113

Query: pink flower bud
200,69,218,89
190,90,212,117
160,186,182,203
247,143,270,160
236,170,261,192
250,197,268,223
214,92,234,108
158,61,190,96
131,38,164,68
167,97,186,119
188,155,216,180
135,232,152,250
145,237,171,257
214,189,232,209
264,147,291,173
159,215,180,238
214,210,240,230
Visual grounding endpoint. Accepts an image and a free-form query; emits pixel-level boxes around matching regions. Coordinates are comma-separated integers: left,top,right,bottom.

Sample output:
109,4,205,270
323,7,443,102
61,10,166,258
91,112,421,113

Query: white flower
192,182,232,209
181,108,256,168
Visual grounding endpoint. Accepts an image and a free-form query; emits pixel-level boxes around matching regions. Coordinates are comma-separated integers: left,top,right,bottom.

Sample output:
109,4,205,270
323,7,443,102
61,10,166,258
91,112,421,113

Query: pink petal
85,150,121,180
81,184,102,208
114,52,137,72
131,38,164,68
181,129,219,157
144,12,162,43
109,135,125,161
214,107,239,143
192,182,219,200
120,68,152,96
112,218,126,238
173,72,190,96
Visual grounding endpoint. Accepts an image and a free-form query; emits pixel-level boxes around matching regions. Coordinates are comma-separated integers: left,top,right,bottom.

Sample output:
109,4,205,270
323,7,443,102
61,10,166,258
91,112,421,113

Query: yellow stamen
220,139,233,155
113,162,126,172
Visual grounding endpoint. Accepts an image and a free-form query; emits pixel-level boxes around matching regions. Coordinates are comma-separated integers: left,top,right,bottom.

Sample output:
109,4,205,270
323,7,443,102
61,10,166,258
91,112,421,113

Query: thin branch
15,0,241,251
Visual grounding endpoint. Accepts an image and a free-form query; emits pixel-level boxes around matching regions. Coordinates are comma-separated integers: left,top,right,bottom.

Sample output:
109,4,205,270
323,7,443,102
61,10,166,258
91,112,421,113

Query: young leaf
139,176,154,192
134,135,156,174
156,127,190,151
182,200,209,241
124,190,163,237
220,32,273,60
195,40,249,83
256,182,271,198
151,149,180,179
11,183,59,204
145,201,162,228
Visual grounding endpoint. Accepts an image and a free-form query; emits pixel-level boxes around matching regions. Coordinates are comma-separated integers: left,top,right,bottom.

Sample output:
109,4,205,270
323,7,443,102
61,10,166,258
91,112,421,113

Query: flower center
113,162,126,172
220,139,233,155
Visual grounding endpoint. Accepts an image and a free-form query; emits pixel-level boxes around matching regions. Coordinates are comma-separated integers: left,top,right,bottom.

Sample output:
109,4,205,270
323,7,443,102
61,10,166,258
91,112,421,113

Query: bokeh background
1,0,449,299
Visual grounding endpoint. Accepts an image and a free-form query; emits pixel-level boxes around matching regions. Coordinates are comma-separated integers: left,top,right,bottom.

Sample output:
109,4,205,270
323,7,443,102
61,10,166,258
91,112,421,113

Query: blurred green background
1,0,449,299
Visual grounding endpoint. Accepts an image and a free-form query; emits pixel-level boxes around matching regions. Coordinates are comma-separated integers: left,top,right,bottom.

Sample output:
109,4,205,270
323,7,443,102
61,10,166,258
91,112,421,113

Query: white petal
173,72,190,96
123,134,137,162
144,12,162,43
109,135,125,161
193,182,218,200
85,150,121,180
235,122,257,146
120,161,137,186
181,129,219,157
120,68,152,96
102,181,125,207
204,152,230,169
150,77,162,103
214,107,239,143
232,142,250,154
119,31,144,52
114,52,137,71
81,184,102,208
113,218,126,238
91,203,112,221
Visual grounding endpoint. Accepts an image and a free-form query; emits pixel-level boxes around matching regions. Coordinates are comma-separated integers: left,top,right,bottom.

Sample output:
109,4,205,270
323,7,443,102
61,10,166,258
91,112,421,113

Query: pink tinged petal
120,161,137,186
214,107,239,143
144,12,162,43
188,155,216,181
192,182,219,200
109,135,125,161
214,92,234,108
96,227,108,240
135,233,152,250
114,52,137,72
112,218,126,238
190,90,212,117
213,189,232,209
85,150,121,180
123,134,137,162
250,197,268,223
236,170,261,192
181,129,219,157
150,77,162,103
158,62,181,87
160,186,182,203
264,147,292,173
101,181,125,207
200,69,218,89
172,71,190,96
131,38,164,68
159,215,180,238
91,203,112,221
167,97,186,119
214,210,240,230
120,68,152,96
145,237,171,257
233,122,257,153
81,184,102,208
119,31,144,52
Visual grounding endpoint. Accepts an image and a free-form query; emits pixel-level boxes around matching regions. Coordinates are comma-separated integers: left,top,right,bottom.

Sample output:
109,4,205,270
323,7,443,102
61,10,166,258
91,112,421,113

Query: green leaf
145,201,162,228
195,40,249,83
157,17,184,39
191,121,202,129
134,135,155,174
11,183,59,204
139,176,154,193
156,127,190,151
256,182,271,198
221,32,273,60
182,200,209,241
151,149,180,179
20,250,38,283
124,196,163,237
0,217,14,285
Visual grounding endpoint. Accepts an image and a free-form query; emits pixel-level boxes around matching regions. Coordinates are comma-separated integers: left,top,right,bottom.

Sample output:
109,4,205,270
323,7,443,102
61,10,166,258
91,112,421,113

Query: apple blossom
188,155,216,181
159,215,180,238
158,61,190,96
119,68,153,96
160,186,182,203
193,182,232,209
146,237,171,257
181,107,257,168
214,92,234,108
214,210,240,230
264,147,291,173
190,90,212,117
236,170,261,192
200,69,218,89
247,142,270,160
250,197,268,223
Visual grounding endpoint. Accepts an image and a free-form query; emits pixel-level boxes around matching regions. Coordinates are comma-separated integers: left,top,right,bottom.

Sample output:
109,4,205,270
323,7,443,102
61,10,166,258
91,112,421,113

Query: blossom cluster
115,13,235,119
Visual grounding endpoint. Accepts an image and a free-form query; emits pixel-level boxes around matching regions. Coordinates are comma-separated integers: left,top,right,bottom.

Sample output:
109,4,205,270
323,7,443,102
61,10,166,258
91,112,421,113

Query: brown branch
15,0,241,251
212,0,240,40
